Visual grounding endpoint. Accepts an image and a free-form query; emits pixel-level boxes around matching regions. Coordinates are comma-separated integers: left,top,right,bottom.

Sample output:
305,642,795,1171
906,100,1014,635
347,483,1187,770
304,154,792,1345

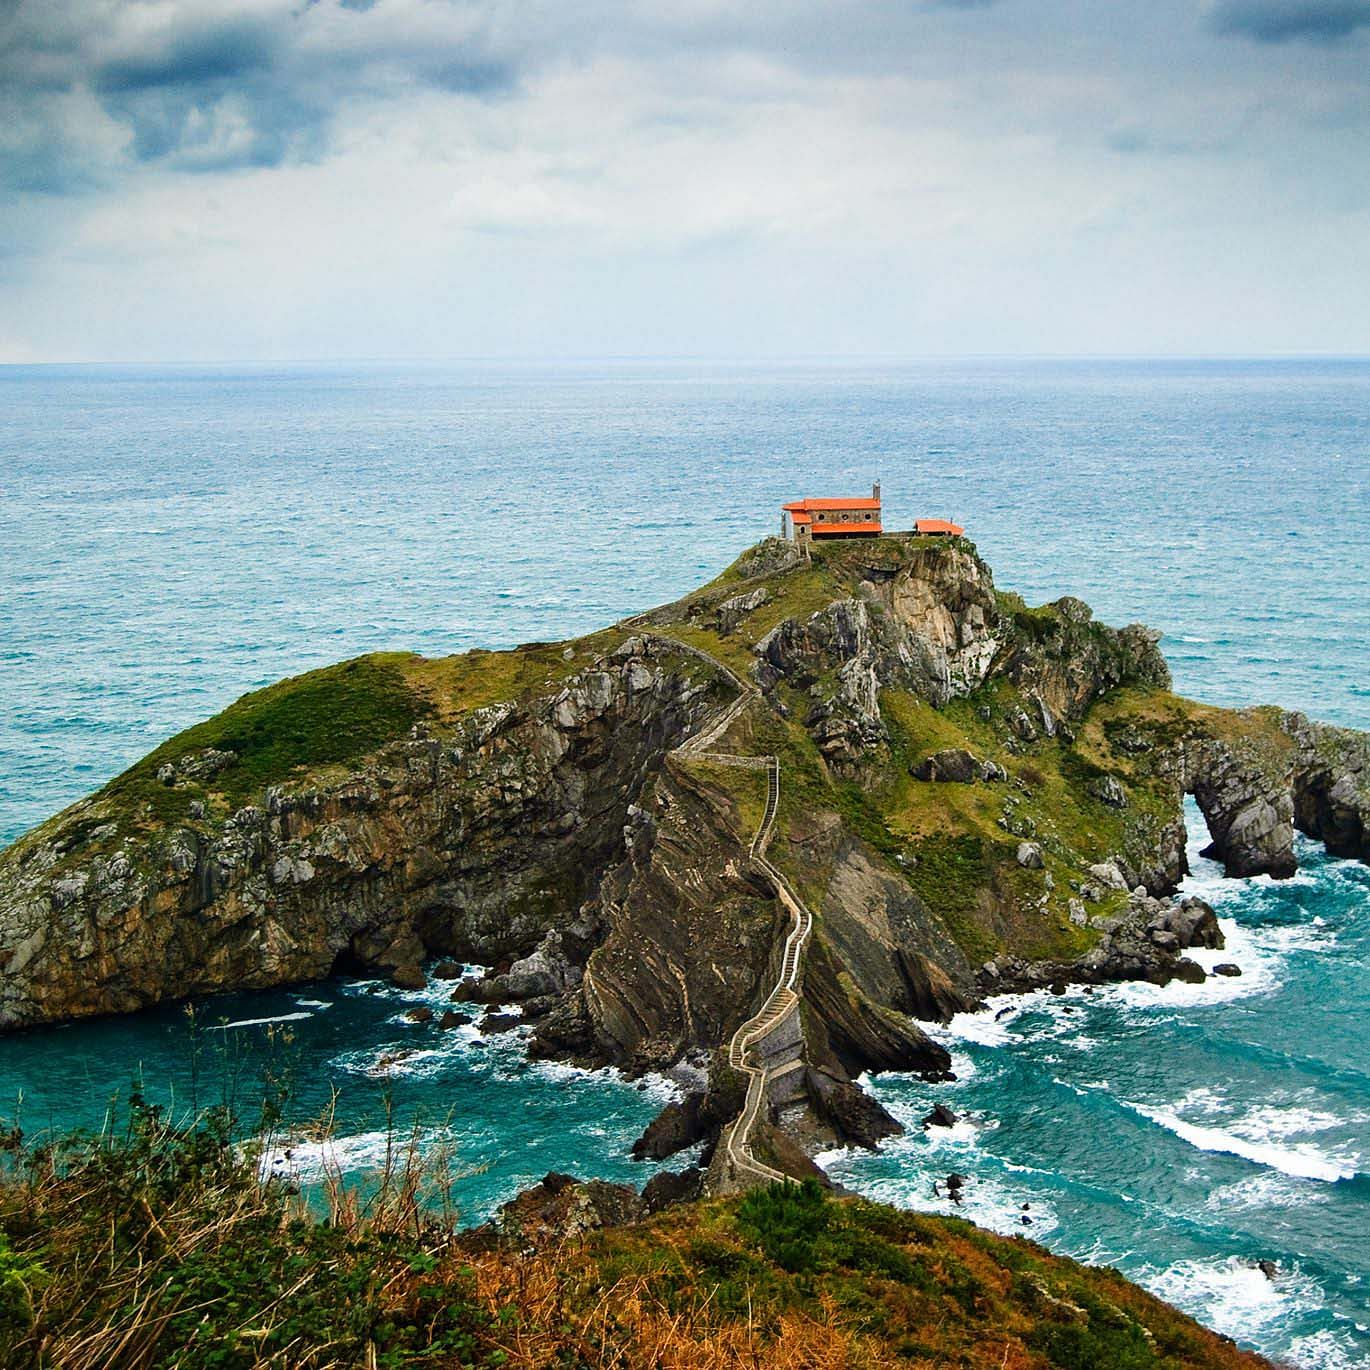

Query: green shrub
736,1179,830,1273
0,1234,44,1336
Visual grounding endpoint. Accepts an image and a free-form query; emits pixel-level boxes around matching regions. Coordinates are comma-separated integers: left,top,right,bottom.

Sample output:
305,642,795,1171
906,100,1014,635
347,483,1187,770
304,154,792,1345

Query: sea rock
496,1172,645,1245
641,1166,706,1213
806,1068,903,1150
479,930,580,1002
1213,963,1242,977
922,1104,958,1130
1287,714,1370,862
631,1094,710,1161
1164,897,1223,950
405,1006,433,1024
1179,735,1296,879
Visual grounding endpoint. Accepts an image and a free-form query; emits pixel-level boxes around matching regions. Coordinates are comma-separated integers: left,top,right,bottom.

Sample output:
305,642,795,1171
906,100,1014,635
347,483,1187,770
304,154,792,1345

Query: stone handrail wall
632,629,815,1186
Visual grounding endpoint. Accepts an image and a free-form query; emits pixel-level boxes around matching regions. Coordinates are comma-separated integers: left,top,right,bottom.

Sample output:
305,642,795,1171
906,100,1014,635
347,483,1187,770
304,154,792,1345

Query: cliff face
3,535,1368,1121
0,638,724,1027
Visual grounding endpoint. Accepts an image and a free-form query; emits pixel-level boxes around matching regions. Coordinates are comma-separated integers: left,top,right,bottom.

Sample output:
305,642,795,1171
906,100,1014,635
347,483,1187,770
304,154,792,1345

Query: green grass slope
0,1106,1270,1369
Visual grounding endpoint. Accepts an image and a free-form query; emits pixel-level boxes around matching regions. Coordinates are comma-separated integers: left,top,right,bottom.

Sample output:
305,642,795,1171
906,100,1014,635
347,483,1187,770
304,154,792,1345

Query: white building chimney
872,481,881,502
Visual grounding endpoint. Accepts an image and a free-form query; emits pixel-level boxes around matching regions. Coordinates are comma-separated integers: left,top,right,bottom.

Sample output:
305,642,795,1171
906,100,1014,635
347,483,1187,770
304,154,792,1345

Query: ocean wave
1285,1328,1370,1370
332,1042,470,1080
1140,1255,1327,1343
209,1010,316,1031
826,1142,1058,1241
1126,1101,1359,1183
1233,1102,1367,1142
1204,1171,1335,1214
934,989,1071,1047
529,1057,681,1105
259,1125,458,1185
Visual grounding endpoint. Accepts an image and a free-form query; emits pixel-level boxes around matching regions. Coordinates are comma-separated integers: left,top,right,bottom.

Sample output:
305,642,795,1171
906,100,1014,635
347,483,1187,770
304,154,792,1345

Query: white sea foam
827,1142,1059,1241
1141,1256,1325,1342
530,1057,680,1105
1232,1103,1363,1142
333,1042,467,1080
209,1010,315,1030
934,988,1069,1047
1286,1328,1370,1370
1204,1171,1334,1214
1127,1101,1358,1182
293,998,332,1010
1052,1077,1112,1096
259,1126,457,1185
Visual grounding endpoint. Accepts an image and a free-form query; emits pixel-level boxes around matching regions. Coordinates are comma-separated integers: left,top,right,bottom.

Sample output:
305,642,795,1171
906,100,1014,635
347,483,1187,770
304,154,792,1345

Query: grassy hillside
0,1107,1269,1369
4,533,1255,976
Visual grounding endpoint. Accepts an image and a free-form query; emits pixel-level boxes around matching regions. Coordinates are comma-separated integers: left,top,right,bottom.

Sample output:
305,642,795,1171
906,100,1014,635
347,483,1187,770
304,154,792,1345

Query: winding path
630,629,816,1186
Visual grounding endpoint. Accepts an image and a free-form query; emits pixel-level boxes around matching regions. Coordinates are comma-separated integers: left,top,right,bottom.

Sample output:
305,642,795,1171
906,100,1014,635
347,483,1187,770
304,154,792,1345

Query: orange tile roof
811,520,883,536
915,518,964,535
784,497,881,512
789,510,812,525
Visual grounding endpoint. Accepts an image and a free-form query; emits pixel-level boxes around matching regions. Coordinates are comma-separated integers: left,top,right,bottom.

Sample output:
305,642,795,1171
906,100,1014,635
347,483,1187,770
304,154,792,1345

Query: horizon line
3,350,1370,369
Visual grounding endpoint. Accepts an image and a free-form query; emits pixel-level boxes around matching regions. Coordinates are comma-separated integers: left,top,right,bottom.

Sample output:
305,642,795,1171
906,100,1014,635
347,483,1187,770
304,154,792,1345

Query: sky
1,0,1367,362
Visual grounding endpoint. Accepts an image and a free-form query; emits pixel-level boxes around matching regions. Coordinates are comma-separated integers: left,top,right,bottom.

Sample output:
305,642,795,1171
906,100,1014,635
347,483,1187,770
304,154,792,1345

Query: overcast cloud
0,0,1366,360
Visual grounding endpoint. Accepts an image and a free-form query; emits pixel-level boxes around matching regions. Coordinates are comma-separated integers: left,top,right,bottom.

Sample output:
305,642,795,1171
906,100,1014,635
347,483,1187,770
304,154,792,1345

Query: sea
1,359,1366,1365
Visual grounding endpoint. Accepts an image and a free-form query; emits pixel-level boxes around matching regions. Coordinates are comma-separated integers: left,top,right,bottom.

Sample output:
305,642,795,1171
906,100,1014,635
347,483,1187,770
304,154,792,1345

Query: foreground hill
0,1108,1271,1370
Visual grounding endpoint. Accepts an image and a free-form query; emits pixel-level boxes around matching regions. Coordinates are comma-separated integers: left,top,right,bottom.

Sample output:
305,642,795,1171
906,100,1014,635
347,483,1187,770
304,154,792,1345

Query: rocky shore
2,533,1367,1190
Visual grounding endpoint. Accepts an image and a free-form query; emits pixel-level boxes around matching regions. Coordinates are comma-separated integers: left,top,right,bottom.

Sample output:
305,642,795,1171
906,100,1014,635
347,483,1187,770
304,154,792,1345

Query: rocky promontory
3,533,1368,1182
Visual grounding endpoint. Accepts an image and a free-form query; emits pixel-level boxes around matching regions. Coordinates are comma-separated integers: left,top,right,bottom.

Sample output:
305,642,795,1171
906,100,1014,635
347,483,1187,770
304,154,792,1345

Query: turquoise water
1,360,1367,1363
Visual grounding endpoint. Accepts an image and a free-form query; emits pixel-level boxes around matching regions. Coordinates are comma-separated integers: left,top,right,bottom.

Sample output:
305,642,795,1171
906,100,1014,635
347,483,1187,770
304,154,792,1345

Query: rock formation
3,532,1368,1184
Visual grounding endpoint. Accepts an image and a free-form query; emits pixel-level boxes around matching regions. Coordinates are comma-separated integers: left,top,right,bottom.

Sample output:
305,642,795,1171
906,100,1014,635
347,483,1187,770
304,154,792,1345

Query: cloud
1208,0,1370,41
1,0,1368,359
0,0,520,188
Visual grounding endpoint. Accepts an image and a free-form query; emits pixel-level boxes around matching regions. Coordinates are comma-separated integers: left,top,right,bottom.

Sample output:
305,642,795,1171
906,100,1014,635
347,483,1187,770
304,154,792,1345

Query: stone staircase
622,629,816,1186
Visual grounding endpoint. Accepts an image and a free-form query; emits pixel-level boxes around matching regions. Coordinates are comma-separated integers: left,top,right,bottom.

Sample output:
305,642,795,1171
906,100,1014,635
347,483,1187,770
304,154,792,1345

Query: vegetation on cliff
0,1106,1269,1369
2,531,1366,1096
